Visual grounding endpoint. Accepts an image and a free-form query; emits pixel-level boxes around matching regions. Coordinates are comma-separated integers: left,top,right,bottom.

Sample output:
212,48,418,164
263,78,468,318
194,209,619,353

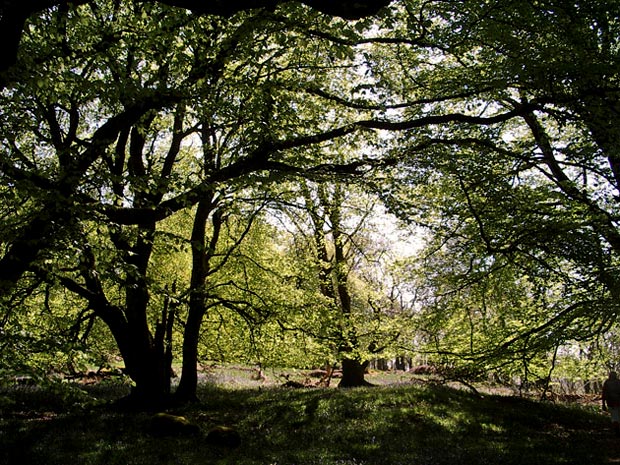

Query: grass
0,369,618,465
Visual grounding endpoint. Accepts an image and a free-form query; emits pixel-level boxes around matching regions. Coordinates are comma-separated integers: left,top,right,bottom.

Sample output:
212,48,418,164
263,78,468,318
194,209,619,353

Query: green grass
0,372,616,465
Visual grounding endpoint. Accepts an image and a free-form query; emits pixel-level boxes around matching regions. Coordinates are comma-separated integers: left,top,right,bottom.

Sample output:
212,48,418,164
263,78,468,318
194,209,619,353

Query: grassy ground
0,368,618,465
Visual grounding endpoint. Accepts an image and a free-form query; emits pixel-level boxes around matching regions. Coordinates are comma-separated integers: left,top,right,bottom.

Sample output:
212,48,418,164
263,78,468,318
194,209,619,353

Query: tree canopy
1,0,619,404
0,0,394,79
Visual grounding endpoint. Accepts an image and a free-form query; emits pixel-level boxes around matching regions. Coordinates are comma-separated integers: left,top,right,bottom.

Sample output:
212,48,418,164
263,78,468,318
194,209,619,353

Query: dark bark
0,212,67,294
95,280,172,409
175,197,220,402
0,0,60,84
107,228,173,408
339,358,372,388
76,291,171,410
55,252,171,409
120,341,171,409
174,310,203,402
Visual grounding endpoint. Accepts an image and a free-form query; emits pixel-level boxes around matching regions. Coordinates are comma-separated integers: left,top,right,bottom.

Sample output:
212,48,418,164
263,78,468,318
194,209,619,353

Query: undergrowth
0,374,616,465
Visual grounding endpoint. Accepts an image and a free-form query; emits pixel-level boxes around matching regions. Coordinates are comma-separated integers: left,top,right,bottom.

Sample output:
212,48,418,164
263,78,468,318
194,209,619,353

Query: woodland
0,0,619,413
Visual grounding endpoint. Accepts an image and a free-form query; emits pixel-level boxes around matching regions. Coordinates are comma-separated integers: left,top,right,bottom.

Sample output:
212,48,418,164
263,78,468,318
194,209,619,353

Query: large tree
375,0,620,373
0,0,405,404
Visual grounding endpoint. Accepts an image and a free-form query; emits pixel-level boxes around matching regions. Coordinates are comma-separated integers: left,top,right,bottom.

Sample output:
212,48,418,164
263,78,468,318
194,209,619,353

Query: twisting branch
101,103,537,225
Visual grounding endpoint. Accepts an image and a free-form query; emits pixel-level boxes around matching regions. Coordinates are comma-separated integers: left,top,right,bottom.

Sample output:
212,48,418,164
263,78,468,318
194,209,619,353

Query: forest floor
0,366,618,465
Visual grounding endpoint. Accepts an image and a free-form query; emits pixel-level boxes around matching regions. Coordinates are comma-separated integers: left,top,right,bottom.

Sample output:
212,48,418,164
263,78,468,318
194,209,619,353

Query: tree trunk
123,346,171,408
174,309,203,402
98,306,171,409
339,358,372,387
121,226,173,406
175,197,218,402
329,188,371,388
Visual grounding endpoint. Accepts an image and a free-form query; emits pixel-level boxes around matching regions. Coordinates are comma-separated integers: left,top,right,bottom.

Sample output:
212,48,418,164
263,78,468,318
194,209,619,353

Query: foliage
372,0,620,379
2,0,620,397
0,0,391,399
270,179,412,377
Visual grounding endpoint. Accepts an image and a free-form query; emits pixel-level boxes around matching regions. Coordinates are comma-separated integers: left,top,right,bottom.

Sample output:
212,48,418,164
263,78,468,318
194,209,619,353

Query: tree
371,0,620,379
277,178,407,386
1,0,549,301
305,181,371,386
0,0,405,404
3,0,618,402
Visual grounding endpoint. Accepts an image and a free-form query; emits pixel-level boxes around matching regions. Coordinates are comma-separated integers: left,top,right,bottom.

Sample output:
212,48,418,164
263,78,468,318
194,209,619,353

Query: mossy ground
0,369,617,465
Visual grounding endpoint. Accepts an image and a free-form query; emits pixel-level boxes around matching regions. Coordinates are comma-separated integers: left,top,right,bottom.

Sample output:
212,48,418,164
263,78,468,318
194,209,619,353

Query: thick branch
523,111,620,254
101,105,535,225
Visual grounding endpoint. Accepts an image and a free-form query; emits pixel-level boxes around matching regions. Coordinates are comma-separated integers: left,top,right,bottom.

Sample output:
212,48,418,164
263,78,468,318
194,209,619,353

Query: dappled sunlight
0,375,616,464
1,1,619,464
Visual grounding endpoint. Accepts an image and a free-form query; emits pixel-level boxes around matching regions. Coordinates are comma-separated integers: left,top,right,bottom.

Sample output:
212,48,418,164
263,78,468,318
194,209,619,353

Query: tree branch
99,105,535,225
0,0,393,84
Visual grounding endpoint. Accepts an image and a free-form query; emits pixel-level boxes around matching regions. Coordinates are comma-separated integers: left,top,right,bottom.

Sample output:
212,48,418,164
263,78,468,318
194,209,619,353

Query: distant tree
279,179,407,386
305,181,371,386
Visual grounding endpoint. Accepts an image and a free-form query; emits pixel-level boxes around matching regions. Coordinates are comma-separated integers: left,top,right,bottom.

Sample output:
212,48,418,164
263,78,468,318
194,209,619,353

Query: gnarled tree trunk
339,358,372,388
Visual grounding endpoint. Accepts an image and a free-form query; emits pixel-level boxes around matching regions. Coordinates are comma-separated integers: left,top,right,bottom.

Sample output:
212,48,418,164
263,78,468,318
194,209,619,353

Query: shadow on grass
232,384,617,465
0,381,617,465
